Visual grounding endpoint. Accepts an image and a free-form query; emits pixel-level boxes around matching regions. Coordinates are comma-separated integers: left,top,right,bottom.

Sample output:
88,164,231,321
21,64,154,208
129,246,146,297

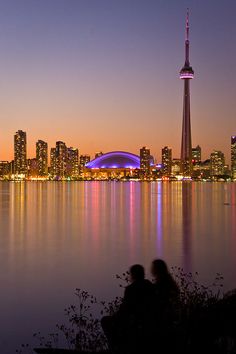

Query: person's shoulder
144,279,153,287
143,279,155,293
124,282,134,294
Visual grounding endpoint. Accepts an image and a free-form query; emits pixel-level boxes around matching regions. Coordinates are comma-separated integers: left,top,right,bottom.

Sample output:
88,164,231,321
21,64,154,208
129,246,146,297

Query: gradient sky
0,0,235,163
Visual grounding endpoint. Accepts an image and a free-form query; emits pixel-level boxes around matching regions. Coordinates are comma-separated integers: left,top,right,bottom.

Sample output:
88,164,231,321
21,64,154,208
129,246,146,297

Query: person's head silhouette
151,259,169,281
129,264,145,282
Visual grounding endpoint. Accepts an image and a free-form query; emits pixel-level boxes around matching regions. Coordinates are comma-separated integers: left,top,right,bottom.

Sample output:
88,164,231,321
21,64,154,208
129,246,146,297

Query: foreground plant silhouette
16,268,236,354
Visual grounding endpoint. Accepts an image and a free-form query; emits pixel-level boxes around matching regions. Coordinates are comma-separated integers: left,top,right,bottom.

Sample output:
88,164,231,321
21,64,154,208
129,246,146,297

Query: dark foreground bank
17,267,236,354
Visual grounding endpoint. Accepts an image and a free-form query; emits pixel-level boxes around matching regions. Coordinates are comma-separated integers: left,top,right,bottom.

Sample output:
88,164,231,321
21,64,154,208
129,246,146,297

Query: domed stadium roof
86,151,140,169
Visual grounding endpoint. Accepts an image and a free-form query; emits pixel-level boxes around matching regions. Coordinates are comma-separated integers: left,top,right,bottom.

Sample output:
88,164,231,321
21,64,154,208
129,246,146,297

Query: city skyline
0,1,235,162
0,128,235,181
1,128,235,165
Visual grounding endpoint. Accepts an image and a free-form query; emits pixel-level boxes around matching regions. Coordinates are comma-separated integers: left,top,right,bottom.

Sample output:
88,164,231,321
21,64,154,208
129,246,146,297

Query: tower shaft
181,79,192,174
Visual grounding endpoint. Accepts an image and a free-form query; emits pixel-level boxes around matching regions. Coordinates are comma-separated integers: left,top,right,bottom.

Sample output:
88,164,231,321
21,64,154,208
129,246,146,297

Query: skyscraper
180,10,194,176
210,150,225,176
140,146,150,177
50,148,56,177
67,147,79,177
14,130,27,175
231,135,236,180
55,141,67,178
162,146,172,176
36,140,48,176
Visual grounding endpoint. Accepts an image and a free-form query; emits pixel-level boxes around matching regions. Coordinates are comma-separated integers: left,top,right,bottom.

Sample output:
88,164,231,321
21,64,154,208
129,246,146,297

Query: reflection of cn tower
182,183,193,271
180,9,194,176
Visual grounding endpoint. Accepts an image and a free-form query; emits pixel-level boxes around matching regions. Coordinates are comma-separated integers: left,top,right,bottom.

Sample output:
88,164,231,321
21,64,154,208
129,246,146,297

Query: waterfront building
27,158,39,178
80,155,90,167
162,146,172,176
210,150,225,176
14,130,27,175
180,10,194,176
192,159,211,180
67,147,79,177
0,161,10,178
140,146,150,177
50,148,56,177
171,158,182,176
36,140,48,176
192,145,201,163
223,164,231,177
55,141,67,178
231,135,236,180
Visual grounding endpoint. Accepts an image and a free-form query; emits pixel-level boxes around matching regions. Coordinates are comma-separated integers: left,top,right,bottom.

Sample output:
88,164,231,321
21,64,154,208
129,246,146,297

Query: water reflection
0,181,236,354
181,183,193,271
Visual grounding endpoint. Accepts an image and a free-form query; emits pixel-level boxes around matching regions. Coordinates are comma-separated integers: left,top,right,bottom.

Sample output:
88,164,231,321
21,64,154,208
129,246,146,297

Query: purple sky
0,0,235,163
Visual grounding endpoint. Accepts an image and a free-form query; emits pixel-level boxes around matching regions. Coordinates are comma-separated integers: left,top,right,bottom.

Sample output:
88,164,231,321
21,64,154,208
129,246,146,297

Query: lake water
0,181,236,353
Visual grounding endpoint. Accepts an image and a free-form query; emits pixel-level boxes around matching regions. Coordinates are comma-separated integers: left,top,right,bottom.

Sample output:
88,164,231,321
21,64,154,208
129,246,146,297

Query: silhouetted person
101,264,154,353
151,259,180,311
121,264,154,319
151,259,181,353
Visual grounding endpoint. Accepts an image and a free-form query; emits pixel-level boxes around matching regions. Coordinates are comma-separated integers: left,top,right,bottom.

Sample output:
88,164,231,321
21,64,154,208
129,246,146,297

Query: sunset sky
0,0,235,163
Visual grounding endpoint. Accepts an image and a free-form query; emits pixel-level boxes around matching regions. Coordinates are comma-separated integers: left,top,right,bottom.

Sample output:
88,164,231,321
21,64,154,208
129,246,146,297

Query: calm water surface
0,181,236,353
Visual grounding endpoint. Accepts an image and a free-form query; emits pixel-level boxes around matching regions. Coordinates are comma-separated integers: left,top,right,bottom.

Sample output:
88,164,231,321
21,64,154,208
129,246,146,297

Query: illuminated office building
14,130,27,175
192,159,211,179
162,146,172,176
0,161,10,178
67,147,79,177
231,135,236,179
210,150,225,176
172,159,182,176
50,148,56,177
55,141,67,178
36,140,48,176
140,146,150,177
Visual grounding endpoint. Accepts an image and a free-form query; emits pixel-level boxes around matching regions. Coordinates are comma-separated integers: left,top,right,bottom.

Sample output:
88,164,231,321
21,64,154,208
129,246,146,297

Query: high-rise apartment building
140,146,150,176
162,146,172,176
36,140,48,176
210,150,225,176
50,148,56,177
67,147,79,177
14,130,27,175
55,141,67,177
231,135,236,180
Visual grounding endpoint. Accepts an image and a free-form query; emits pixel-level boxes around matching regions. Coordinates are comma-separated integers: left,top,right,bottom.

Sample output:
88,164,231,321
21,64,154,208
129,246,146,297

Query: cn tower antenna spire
185,8,190,65
186,8,189,40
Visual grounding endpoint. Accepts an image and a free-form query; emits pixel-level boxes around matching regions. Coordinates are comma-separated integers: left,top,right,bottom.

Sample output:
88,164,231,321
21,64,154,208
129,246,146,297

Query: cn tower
180,9,194,176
